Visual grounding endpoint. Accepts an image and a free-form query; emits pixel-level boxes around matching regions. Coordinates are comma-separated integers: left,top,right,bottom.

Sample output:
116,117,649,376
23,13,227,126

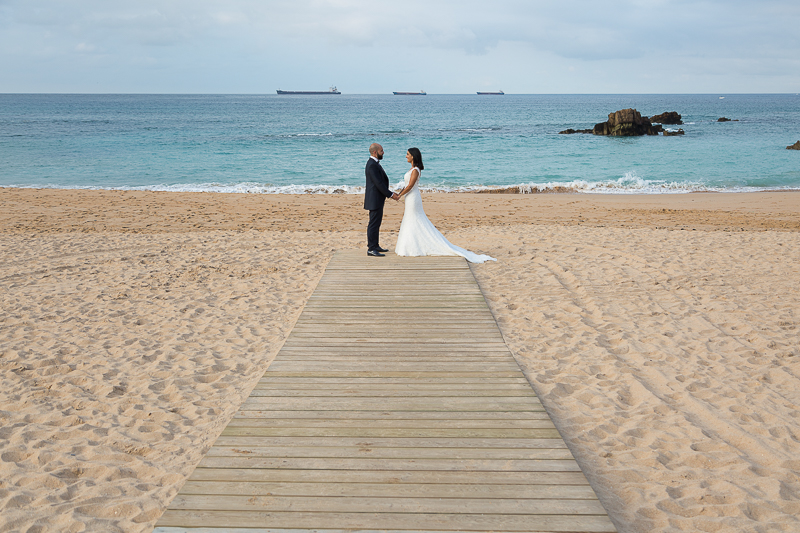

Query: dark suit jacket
364,158,393,210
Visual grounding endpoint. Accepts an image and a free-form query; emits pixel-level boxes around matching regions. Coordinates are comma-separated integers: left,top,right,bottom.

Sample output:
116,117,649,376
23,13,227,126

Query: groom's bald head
369,143,383,156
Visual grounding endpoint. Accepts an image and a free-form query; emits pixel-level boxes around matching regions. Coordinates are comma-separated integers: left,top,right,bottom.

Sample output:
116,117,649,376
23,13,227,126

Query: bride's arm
398,169,419,198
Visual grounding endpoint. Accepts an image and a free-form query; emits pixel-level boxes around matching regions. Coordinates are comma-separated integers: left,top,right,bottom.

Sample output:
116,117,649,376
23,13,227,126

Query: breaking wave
5,173,799,195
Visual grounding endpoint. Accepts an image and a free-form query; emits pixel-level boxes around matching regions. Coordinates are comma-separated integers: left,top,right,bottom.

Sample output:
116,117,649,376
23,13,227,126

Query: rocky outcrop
593,108,661,136
559,128,593,134
717,117,739,122
788,141,800,150
663,129,685,136
559,108,686,136
650,111,683,125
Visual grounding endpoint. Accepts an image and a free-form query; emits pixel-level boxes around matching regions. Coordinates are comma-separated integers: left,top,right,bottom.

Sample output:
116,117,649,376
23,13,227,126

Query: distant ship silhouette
277,86,341,95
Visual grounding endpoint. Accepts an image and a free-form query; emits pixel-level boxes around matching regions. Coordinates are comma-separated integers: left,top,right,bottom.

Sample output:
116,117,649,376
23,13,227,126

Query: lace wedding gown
395,168,496,264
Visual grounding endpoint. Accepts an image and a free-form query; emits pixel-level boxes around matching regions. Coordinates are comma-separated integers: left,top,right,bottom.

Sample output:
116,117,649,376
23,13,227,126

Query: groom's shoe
367,249,385,257
376,246,389,253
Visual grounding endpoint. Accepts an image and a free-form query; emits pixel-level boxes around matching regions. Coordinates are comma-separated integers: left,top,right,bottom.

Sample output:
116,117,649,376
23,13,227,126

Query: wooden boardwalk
154,250,616,533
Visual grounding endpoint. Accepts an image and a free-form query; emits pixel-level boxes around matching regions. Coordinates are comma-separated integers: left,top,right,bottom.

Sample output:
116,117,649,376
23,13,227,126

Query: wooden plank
207,446,572,461
224,418,554,429
272,349,514,356
292,317,499,322
294,312,496,317
265,361,520,369
254,378,532,384
265,358,519,366
204,445,568,460
176,480,599,499
273,348,514,354
230,411,553,420
286,331,503,336
278,340,509,347
271,356,514,362
264,362,522,372
251,382,534,389
167,494,607,514
290,327,501,332
259,372,527,378
307,294,487,299
210,436,571,449
250,388,536,398
187,468,590,484
238,399,545,412
156,510,617,532
197,456,580,472
219,428,562,439
155,250,615,533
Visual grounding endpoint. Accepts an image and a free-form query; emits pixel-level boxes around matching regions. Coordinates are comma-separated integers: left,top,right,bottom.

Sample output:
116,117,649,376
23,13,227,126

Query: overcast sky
1,0,798,93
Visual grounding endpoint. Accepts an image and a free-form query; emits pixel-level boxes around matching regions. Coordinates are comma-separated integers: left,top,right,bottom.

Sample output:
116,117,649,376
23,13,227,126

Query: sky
1,0,799,94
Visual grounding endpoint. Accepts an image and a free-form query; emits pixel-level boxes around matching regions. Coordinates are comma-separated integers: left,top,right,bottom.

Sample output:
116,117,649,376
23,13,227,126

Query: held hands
391,192,401,201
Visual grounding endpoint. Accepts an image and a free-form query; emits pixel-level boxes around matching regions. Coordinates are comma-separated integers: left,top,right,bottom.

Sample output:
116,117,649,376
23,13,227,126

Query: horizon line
2,92,797,96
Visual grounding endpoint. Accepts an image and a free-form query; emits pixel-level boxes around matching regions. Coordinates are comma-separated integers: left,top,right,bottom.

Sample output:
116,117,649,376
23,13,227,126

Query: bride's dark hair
408,147,424,170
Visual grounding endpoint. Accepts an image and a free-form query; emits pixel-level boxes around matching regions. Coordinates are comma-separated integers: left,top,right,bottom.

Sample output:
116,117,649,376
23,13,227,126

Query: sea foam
5,173,798,196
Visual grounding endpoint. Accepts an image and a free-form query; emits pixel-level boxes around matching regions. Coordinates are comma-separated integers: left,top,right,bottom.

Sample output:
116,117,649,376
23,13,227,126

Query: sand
1,188,799,532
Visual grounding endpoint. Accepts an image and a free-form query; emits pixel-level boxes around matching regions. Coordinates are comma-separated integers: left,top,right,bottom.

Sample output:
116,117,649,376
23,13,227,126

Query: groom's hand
391,192,400,201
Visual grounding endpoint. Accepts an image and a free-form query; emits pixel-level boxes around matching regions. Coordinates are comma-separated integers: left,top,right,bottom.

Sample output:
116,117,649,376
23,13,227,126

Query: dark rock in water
560,108,681,137
788,141,800,150
663,129,685,136
650,111,683,125
717,117,739,122
593,108,661,136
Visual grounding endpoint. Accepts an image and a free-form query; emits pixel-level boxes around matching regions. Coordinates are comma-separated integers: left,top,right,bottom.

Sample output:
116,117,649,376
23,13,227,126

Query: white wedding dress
395,167,496,264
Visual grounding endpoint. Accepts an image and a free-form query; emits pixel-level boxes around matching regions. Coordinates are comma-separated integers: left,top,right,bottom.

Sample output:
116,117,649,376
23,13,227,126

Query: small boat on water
393,91,426,95
477,90,504,95
277,86,340,95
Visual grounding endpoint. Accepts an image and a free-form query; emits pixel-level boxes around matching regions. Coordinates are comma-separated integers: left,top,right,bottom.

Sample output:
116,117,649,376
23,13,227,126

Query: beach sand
1,188,799,532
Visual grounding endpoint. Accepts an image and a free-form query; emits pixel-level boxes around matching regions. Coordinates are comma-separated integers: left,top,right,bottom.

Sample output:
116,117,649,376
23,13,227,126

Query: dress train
395,167,496,264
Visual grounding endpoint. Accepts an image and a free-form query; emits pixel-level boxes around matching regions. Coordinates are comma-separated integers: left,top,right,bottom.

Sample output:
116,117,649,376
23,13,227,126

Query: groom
364,143,399,257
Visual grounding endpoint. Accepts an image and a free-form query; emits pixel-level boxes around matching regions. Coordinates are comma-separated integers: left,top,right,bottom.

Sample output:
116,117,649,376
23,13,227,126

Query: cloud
5,0,799,59
1,0,799,92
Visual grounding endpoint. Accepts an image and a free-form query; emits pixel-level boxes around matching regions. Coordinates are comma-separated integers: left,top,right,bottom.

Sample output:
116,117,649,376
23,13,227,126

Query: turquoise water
1,93,799,194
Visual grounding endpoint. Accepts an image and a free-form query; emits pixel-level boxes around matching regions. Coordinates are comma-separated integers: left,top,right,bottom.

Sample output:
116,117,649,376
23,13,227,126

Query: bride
394,148,496,264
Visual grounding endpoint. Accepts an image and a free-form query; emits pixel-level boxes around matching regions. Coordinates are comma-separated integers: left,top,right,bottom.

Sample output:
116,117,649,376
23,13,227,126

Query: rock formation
558,128,593,134
559,108,686,136
593,108,661,136
650,111,683,125
788,141,800,150
663,129,685,136
717,117,738,122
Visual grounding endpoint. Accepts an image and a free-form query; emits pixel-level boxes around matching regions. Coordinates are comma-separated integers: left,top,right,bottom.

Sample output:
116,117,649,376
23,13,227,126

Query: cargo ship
477,90,504,95
393,90,426,95
276,86,340,95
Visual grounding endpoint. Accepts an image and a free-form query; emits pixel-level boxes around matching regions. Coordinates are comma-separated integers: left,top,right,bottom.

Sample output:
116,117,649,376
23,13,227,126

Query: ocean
1,93,798,194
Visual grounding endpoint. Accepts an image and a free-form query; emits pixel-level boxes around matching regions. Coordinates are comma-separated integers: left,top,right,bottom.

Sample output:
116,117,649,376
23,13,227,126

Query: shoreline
5,184,800,196
2,187,800,234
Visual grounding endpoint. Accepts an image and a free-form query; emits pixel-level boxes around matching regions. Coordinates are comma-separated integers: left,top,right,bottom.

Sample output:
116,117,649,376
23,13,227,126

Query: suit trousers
367,207,383,251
